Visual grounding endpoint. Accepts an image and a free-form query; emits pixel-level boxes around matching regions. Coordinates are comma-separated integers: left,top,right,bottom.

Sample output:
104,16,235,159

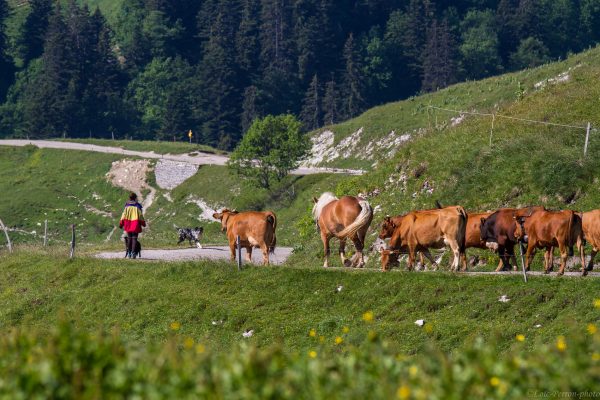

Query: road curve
0,140,364,176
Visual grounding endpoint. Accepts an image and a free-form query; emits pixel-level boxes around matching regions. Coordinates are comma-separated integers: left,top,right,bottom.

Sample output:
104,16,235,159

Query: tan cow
212,209,277,265
514,210,585,275
381,206,467,271
582,210,600,272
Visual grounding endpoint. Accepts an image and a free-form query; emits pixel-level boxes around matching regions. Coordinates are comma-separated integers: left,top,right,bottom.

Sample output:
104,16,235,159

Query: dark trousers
124,232,139,254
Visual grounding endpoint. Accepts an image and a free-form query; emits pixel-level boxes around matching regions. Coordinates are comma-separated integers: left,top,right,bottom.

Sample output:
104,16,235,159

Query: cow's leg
229,241,236,262
578,238,586,276
543,247,553,273
421,249,437,271
587,247,598,272
320,230,331,268
496,246,511,271
418,252,427,271
525,246,536,272
177,237,184,245
246,246,253,263
351,235,365,268
407,246,417,271
447,241,461,272
557,243,567,276
260,243,269,265
339,239,350,267
460,251,468,272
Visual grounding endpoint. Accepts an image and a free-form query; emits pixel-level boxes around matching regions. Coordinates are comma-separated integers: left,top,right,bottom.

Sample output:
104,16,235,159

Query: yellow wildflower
335,336,343,345
170,321,181,331
397,385,410,400
594,298,600,309
516,334,525,342
424,323,433,334
342,326,350,333
183,337,194,349
592,352,600,361
409,365,418,378
309,328,317,337
319,336,325,343
490,377,500,387
587,323,597,335
308,350,317,358
362,310,374,323
556,336,567,352
195,344,206,354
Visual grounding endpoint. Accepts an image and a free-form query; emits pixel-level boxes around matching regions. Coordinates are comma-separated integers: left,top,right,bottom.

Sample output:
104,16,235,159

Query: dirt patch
106,159,156,210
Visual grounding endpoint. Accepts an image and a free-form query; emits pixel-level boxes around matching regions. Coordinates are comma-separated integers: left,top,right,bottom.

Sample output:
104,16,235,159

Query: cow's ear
312,197,318,204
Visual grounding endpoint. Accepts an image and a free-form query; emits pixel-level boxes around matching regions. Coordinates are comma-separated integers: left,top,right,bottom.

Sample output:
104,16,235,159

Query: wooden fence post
69,224,76,259
584,122,591,157
43,219,48,246
236,235,242,271
0,218,12,253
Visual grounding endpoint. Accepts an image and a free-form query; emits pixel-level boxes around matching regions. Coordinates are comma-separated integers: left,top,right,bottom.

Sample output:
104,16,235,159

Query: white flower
211,320,223,326
336,285,343,292
498,295,510,303
242,329,254,338
534,324,542,328
414,319,425,327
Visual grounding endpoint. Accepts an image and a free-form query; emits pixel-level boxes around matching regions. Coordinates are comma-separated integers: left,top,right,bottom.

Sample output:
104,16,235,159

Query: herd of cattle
212,191,600,276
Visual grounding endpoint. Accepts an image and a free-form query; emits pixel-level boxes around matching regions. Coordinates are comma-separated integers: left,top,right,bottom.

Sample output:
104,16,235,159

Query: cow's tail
338,199,373,239
266,211,277,254
457,206,468,254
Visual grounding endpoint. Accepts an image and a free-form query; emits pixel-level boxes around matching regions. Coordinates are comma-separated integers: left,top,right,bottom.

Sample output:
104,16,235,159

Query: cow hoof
557,271,565,276
582,269,588,277
543,269,550,274
343,259,352,268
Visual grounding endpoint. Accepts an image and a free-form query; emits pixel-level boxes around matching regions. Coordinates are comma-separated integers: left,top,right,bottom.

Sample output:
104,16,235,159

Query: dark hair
129,192,138,201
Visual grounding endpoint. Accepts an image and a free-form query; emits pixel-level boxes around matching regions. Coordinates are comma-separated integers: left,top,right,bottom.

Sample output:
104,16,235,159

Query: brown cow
582,210,600,272
514,209,585,275
212,209,277,265
381,206,467,271
378,215,435,270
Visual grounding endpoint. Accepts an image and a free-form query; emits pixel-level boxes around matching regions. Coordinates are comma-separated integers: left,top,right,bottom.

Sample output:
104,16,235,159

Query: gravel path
96,246,293,265
0,140,364,175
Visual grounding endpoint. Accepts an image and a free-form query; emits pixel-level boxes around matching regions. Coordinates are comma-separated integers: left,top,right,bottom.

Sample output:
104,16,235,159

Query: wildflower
587,323,597,335
556,336,567,352
592,353,600,361
309,350,317,358
424,323,433,334
397,385,411,400
594,298,600,309
309,328,317,337
414,319,425,327
195,344,206,354
362,311,374,323
170,321,181,331
319,336,325,343
516,334,525,342
335,336,343,345
183,337,194,349
409,365,418,378
490,377,500,387
342,326,350,333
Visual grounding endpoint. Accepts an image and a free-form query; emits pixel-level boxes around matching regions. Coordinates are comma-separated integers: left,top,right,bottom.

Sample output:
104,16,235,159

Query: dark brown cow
381,206,467,271
514,210,585,275
212,209,277,265
582,210,600,271
479,207,545,271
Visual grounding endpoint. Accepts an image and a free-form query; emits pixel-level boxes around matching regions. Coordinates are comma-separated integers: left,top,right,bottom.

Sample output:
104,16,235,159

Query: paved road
96,246,293,265
0,140,364,176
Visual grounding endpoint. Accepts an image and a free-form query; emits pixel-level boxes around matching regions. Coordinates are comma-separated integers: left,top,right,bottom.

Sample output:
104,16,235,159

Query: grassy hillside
313,46,600,170
1,252,598,354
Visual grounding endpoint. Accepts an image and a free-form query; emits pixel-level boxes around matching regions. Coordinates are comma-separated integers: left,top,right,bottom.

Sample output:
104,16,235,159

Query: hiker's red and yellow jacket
119,201,146,233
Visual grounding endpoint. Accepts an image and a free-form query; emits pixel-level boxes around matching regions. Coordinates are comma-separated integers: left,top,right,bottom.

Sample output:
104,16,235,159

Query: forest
0,0,599,149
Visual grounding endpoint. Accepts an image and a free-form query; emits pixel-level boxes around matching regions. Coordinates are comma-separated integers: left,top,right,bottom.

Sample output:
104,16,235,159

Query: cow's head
212,208,238,232
513,216,528,243
380,249,399,271
378,216,396,240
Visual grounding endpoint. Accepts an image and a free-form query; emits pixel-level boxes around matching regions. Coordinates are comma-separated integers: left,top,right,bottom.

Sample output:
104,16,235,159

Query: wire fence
426,105,592,156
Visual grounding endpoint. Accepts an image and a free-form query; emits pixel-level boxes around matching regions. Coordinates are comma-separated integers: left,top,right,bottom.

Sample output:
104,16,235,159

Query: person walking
119,192,146,259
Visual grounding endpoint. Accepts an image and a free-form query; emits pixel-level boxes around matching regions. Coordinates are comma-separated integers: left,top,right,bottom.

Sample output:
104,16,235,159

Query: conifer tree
241,85,262,133
0,0,15,101
341,33,366,120
300,74,320,131
17,0,52,66
422,18,458,92
322,77,338,126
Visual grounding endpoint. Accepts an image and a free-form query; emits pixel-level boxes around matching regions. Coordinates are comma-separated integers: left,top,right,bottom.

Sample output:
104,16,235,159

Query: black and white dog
177,227,204,248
